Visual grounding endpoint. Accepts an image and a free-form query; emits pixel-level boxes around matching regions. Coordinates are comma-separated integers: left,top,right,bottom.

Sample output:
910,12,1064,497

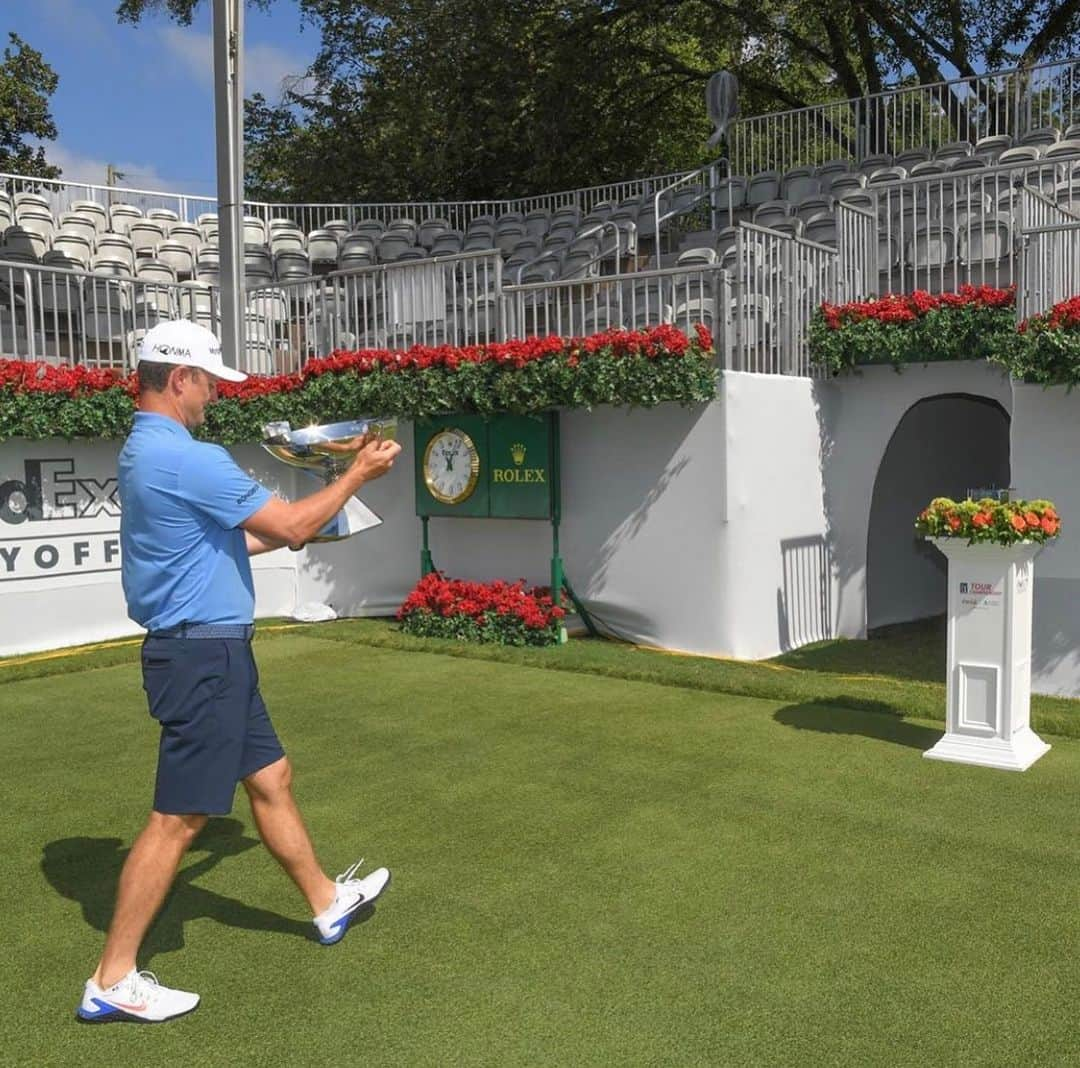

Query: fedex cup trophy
261,418,398,541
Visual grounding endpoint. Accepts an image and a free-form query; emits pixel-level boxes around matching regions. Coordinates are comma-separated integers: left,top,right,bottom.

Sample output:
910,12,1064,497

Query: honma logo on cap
151,344,194,358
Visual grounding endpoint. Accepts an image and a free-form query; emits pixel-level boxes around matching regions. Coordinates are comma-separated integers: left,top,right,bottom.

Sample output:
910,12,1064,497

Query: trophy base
310,495,383,542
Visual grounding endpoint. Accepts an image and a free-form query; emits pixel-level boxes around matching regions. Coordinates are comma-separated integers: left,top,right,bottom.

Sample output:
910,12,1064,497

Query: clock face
423,428,480,504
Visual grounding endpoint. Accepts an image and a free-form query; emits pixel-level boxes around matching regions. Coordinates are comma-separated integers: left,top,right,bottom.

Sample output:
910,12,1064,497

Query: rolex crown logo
510,442,526,466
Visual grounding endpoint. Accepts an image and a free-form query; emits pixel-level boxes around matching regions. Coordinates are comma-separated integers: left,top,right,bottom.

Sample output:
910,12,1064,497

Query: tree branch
1022,0,1080,65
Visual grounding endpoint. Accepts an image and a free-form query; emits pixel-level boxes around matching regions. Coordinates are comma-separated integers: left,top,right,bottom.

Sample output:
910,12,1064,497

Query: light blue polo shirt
118,412,272,631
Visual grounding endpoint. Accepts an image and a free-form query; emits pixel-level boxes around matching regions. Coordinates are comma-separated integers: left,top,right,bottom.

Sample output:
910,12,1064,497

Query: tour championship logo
0,457,121,582
958,580,1002,609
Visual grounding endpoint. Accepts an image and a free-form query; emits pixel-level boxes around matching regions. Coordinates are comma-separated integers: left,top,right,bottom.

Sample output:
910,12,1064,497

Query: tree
0,33,61,179
116,0,1080,199
243,1,725,202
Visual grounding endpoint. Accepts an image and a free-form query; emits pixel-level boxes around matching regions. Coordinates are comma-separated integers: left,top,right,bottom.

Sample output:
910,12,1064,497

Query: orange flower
1024,511,1040,527
1042,516,1060,535
946,514,962,531
1010,514,1028,532
971,512,991,528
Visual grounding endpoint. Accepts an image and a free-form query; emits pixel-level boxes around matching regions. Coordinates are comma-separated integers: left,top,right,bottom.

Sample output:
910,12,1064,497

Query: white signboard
0,439,302,657
0,448,123,588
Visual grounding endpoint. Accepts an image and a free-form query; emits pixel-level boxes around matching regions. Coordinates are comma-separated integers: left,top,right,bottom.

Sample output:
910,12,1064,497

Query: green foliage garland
809,287,1017,374
0,329,717,444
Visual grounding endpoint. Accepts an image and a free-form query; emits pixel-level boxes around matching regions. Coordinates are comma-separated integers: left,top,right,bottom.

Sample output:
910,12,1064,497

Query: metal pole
420,515,434,577
213,0,245,371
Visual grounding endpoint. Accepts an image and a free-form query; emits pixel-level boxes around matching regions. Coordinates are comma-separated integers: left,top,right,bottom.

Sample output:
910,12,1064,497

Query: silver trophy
261,418,398,542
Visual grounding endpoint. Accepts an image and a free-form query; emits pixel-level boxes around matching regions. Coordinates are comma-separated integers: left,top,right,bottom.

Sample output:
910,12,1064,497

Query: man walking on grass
78,319,402,1024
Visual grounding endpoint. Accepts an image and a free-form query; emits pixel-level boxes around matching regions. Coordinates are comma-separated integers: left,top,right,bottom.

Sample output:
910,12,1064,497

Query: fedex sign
0,456,121,582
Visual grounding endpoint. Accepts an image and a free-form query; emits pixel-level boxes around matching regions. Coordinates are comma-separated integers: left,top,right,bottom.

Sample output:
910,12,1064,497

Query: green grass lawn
3,625,1080,1065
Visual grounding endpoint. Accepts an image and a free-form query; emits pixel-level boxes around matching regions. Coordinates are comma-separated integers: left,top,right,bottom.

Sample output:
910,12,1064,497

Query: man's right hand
347,436,402,484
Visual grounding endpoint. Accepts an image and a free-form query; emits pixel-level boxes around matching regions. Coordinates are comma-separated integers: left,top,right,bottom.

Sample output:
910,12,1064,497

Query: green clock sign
414,413,557,520
410,411,595,636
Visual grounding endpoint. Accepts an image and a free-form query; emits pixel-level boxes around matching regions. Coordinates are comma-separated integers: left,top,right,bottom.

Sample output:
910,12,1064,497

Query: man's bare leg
243,756,336,915
92,812,207,989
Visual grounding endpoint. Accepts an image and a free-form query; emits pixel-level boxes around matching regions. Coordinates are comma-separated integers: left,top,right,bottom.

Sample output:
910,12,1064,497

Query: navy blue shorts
141,634,286,815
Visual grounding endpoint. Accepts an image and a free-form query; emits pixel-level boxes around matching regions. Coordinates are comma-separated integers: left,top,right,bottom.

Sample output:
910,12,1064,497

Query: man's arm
245,531,289,556
242,437,401,549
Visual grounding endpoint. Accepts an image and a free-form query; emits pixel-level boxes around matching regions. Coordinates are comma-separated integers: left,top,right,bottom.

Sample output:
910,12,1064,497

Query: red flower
818,285,1014,329
1010,514,1028,532
946,514,962,531
397,572,565,632
971,512,991,528
0,325,706,408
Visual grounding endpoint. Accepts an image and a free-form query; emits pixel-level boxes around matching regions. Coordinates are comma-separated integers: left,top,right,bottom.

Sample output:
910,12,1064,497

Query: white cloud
158,26,311,101
34,0,115,50
40,143,214,198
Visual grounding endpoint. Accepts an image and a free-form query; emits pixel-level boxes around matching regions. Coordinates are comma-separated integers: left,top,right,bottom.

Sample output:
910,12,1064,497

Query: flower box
0,325,717,445
397,573,566,646
809,286,1016,375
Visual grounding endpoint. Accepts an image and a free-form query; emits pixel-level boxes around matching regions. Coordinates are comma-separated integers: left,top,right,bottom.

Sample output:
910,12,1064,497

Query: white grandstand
2,54,1080,375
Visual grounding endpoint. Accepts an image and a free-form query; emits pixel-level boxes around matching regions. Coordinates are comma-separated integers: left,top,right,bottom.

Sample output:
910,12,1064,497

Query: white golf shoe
77,969,200,1024
313,859,391,945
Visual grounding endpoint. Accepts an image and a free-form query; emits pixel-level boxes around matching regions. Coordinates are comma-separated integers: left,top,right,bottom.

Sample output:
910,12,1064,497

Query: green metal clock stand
413,411,596,634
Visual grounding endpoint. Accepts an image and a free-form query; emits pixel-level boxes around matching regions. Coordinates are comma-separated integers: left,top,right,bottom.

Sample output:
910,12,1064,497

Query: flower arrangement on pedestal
915,497,1061,546
397,573,566,646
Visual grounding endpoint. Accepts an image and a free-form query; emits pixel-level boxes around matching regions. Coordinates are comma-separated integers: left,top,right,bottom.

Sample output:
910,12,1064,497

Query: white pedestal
924,539,1051,771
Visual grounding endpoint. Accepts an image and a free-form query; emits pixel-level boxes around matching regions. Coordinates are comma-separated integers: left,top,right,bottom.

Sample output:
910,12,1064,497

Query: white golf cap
137,319,247,383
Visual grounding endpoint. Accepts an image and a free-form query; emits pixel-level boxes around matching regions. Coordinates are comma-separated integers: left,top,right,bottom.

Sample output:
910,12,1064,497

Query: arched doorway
866,394,1010,630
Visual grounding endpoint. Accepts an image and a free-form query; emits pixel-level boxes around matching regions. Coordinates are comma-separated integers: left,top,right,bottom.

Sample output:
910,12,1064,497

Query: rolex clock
423,426,479,504
414,415,490,517
414,413,555,519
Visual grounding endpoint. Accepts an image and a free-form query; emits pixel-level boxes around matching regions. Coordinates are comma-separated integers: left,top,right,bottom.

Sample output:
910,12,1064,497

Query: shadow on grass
41,817,373,960
774,699,942,750
772,616,947,685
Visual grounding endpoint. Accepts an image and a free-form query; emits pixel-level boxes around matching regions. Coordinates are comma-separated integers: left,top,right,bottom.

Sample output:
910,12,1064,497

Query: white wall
3,366,1079,699
1010,383,1080,696
299,405,734,654
718,373,832,658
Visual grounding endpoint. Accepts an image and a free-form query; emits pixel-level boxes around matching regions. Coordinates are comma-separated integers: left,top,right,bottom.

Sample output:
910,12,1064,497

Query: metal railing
513,221,622,284
0,259,223,369
248,250,505,369
869,153,1080,294
835,200,876,300
729,55,1080,176
0,169,702,235
652,159,730,264
1016,187,1080,319
0,190,890,380
1018,183,1080,231
0,250,507,373
729,223,838,376
1017,221,1080,319
503,264,730,356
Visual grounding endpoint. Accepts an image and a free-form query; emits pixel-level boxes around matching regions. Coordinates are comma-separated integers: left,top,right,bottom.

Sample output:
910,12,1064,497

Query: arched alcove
866,394,1010,630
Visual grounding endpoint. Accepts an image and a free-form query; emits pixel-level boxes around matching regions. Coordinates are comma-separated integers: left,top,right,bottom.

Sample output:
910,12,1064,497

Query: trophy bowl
261,417,398,542
261,417,399,480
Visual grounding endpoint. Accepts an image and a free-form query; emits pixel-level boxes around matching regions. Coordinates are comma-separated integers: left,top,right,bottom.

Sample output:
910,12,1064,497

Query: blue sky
4,0,319,196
